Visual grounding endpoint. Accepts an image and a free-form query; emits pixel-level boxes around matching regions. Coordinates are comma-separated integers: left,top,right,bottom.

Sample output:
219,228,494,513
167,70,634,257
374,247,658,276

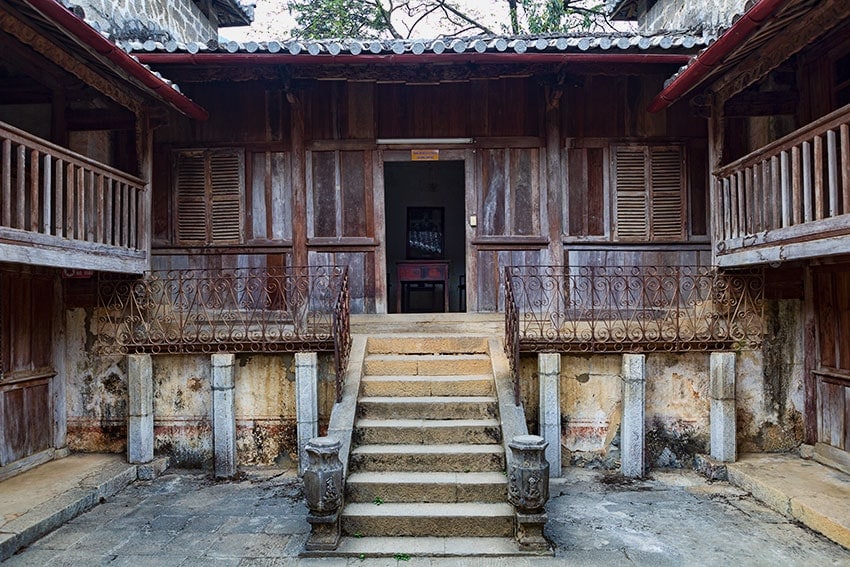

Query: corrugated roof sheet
123,32,712,57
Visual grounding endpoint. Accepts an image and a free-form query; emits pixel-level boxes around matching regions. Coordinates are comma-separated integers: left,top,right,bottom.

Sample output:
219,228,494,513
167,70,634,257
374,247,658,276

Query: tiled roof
123,32,712,57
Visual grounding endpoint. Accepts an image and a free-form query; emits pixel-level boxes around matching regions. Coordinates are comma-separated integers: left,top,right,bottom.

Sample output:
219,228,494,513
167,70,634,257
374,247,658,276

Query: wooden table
396,260,450,313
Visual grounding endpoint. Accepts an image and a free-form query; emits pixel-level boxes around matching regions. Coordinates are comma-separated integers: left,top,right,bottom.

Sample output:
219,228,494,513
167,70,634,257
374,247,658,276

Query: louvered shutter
176,152,207,243
209,151,243,243
649,148,684,240
175,150,244,245
615,147,648,240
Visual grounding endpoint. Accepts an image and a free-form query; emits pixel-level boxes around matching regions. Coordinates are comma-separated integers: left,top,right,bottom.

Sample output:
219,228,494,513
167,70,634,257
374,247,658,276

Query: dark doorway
384,161,466,313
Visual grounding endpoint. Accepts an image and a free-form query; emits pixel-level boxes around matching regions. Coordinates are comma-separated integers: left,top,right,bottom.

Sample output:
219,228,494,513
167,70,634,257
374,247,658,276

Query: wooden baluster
76,165,84,240
780,150,791,228
761,160,771,231
86,170,95,242
129,185,137,249
842,123,850,215
744,166,753,235
30,149,39,232
54,159,63,237
16,143,25,229
122,182,130,247
802,141,813,223
65,162,75,239
105,178,113,245
792,145,802,226
42,153,51,234
814,134,824,220
827,129,839,218
96,174,104,243
723,177,732,240
1,139,9,226
730,173,739,238
771,155,781,229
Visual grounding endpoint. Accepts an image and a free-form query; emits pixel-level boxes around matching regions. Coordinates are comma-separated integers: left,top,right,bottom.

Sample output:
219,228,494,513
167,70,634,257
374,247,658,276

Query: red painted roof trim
647,0,787,113
26,0,208,120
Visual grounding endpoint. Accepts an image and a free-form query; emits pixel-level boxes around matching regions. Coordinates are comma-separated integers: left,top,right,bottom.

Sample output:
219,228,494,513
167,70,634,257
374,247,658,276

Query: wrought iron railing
97,266,352,399
503,265,764,403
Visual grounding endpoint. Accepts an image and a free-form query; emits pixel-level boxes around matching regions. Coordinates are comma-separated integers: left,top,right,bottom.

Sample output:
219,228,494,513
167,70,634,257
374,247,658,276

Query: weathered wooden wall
153,69,708,313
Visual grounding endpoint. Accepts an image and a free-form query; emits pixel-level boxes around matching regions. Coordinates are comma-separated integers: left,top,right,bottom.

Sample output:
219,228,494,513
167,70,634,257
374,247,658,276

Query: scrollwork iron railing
97,266,351,399
503,265,764,403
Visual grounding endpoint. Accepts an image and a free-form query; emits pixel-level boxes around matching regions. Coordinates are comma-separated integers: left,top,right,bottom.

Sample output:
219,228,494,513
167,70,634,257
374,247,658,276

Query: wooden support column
707,94,724,266
803,266,817,444
545,85,564,267
136,111,153,263
289,91,308,268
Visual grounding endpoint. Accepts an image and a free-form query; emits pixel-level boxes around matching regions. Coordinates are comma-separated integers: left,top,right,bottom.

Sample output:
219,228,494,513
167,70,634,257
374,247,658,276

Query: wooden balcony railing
0,120,148,272
713,102,850,265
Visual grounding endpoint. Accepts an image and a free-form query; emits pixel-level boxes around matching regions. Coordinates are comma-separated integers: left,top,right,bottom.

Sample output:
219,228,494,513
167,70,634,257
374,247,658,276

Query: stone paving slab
0,454,138,562
1,464,849,565
727,452,850,549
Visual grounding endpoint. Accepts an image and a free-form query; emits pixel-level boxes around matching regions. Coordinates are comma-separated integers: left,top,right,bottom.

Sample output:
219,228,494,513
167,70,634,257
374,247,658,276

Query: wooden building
651,0,850,472
0,0,207,477
135,35,712,315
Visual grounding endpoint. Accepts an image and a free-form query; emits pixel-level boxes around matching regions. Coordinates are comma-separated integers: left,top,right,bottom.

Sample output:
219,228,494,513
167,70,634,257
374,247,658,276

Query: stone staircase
338,335,516,552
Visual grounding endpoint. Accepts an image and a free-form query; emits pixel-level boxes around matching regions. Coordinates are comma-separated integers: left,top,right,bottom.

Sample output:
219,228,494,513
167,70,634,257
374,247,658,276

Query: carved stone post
508,435,550,551
303,437,343,551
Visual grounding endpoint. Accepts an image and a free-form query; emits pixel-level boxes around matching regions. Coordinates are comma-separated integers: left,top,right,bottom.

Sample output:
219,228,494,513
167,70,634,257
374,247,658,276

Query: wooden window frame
612,144,687,242
173,148,245,246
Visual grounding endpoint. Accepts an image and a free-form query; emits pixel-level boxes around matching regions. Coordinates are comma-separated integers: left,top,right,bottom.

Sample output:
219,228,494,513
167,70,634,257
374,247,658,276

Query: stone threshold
303,536,555,557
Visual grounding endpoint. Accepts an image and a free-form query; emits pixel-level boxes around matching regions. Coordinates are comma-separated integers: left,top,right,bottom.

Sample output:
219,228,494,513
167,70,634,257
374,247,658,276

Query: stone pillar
508,435,550,552
212,353,237,479
710,352,737,462
127,354,153,464
304,437,343,551
538,353,561,477
296,352,319,475
621,354,646,478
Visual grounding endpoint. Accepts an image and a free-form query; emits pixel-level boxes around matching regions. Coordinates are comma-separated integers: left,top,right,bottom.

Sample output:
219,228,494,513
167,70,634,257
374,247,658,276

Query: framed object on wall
406,207,444,259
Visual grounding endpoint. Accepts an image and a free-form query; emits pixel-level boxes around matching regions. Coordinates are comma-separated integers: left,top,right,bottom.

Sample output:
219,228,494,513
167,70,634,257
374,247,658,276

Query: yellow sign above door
411,149,440,161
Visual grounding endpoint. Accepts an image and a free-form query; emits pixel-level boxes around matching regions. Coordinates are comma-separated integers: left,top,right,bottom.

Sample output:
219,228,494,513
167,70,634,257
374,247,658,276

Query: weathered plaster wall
65,308,128,453
737,300,805,452
73,0,218,42
639,0,749,33
64,306,336,467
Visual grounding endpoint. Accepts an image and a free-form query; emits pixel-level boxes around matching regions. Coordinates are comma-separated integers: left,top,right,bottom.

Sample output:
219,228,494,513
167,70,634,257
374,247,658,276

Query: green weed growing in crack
373,496,384,505
394,553,411,561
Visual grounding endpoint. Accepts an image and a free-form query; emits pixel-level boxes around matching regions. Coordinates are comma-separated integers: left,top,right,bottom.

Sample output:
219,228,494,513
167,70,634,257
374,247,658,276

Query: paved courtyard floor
4,466,850,566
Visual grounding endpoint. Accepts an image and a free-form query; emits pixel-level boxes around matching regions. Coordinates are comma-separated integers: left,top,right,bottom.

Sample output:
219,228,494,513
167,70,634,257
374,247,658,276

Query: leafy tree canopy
249,0,614,41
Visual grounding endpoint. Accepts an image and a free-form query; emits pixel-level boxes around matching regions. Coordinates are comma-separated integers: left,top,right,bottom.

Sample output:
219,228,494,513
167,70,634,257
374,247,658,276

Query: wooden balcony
0,120,148,273
713,103,850,267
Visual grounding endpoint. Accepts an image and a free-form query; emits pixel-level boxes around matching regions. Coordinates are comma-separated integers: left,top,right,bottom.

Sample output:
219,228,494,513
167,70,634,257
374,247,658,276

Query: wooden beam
713,0,848,102
0,228,146,273
0,9,144,114
724,89,799,117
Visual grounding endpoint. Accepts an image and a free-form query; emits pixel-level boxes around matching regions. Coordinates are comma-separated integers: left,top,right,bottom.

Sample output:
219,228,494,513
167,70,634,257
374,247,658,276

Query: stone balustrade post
621,354,646,478
127,354,153,464
304,436,343,551
538,353,561,477
508,435,550,552
212,353,237,479
710,352,737,462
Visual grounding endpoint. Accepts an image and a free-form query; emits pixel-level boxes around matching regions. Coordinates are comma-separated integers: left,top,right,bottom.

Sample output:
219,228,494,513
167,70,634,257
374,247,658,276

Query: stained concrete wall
72,0,218,42
519,331,803,470
64,306,336,468
638,0,749,33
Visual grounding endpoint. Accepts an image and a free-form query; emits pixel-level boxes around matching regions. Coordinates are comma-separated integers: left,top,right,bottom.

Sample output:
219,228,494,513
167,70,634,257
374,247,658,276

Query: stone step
357,396,498,420
355,418,501,445
346,471,507,503
341,502,514,537
360,375,494,397
322,536,532,558
366,336,488,355
363,354,492,377
349,444,505,473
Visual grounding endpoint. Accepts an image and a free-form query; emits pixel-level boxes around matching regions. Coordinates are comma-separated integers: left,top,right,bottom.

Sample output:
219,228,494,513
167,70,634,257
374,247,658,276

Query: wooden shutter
650,148,685,240
176,152,207,243
615,147,648,240
175,150,243,245
209,151,243,243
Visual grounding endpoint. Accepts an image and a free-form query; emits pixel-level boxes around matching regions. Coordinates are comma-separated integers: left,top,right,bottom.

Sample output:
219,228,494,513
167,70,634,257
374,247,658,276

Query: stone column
710,352,737,462
621,354,646,478
212,353,237,479
508,435,550,552
304,436,343,551
296,352,319,475
127,354,153,464
538,353,561,477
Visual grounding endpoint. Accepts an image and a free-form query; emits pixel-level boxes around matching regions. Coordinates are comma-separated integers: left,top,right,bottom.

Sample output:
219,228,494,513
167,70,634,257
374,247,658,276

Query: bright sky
221,1,597,42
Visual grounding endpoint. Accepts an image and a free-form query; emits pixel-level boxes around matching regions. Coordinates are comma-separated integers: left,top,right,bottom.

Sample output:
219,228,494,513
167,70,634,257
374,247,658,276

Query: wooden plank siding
152,71,708,313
